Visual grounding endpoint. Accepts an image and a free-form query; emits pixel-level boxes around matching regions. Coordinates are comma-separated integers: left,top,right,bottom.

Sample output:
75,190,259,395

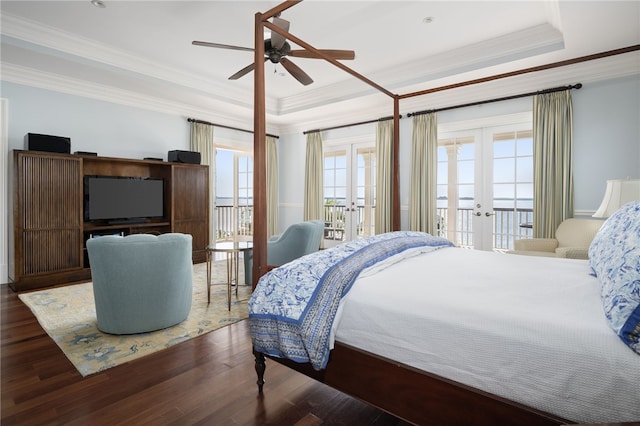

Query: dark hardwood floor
1,283,410,426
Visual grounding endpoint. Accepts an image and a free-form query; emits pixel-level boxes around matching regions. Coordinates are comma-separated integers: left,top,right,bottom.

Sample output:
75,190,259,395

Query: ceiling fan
192,16,355,86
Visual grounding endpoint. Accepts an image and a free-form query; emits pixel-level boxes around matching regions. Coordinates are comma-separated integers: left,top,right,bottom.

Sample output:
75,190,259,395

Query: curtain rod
303,82,581,133
303,115,402,135
406,83,582,117
187,118,279,139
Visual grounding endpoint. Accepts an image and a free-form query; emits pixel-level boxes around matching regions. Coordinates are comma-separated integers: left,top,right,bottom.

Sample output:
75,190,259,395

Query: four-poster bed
250,2,640,425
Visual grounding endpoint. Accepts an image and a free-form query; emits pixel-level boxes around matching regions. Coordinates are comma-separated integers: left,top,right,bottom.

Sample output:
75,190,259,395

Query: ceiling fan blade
228,63,255,80
271,16,290,50
228,58,269,80
289,49,355,60
280,57,313,86
192,40,254,52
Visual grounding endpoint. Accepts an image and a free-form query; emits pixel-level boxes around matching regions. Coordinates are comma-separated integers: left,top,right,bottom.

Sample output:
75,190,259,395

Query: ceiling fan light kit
193,16,355,86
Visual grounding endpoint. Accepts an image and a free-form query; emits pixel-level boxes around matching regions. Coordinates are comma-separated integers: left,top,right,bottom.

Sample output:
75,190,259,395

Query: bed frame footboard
253,343,568,426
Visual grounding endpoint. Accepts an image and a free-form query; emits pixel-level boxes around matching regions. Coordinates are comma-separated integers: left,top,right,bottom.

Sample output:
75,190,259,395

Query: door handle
474,212,482,216
485,212,495,217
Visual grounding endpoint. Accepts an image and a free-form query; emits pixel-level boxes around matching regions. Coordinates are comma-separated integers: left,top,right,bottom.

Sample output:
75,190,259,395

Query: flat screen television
84,176,164,223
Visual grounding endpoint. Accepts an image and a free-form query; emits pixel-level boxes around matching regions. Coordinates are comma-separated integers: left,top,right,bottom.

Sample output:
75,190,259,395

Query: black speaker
168,150,201,164
25,133,71,154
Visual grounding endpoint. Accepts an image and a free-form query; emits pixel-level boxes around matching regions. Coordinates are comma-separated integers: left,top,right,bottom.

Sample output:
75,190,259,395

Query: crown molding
5,49,636,138
0,63,282,134
3,13,637,139
276,52,640,135
1,13,263,110
1,12,566,119
4,10,637,127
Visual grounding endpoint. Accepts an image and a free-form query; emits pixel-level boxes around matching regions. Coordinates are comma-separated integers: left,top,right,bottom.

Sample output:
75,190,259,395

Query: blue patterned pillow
588,201,640,355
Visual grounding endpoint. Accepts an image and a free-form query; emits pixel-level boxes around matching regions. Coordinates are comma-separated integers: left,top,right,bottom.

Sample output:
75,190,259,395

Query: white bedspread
334,247,640,423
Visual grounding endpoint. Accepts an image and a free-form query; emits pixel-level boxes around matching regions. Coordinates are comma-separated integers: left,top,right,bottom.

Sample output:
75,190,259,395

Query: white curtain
266,136,278,237
189,121,216,242
375,120,393,234
304,132,324,221
533,90,574,238
409,112,438,234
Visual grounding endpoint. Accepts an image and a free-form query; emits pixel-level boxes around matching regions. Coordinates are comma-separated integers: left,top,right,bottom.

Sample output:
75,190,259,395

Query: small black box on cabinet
168,150,201,164
25,133,71,154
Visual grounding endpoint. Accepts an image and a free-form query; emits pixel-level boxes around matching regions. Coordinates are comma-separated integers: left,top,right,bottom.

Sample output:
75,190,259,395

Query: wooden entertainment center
9,150,209,292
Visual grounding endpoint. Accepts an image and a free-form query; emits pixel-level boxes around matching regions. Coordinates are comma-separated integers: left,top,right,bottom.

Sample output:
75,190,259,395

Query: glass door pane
437,134,478,248
214,148,253,241
324,150,347,246
235,154,253,240
490,128,533,251
215,148,234,240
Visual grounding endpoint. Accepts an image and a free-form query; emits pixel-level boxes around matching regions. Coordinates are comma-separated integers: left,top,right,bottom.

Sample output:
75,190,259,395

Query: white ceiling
1,1,639,134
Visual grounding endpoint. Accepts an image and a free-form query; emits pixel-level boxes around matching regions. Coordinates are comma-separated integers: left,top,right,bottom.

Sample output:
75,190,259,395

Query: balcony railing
215,204,533,251
323,204,375,241
215,205,253,240
436,207,533,251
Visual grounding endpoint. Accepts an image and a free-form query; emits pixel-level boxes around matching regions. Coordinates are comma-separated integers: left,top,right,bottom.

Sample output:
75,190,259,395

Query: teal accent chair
86,233,193,334
244,220,325,285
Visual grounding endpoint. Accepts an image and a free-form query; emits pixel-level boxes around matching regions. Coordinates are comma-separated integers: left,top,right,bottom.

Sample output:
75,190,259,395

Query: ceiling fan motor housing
265,39,291,63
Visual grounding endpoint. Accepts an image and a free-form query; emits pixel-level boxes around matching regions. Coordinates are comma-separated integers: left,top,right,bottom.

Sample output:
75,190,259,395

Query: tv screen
84,176,164,223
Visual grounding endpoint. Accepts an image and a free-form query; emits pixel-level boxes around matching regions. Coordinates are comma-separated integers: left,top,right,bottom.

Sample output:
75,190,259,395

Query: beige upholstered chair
510,218,603,259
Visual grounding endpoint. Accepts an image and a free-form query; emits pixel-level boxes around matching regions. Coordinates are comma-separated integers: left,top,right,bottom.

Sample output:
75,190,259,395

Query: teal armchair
244,220,325,284
86,233,193,334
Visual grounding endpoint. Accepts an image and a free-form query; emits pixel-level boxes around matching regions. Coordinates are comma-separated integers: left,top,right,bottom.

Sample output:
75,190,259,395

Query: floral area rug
18,261,251,377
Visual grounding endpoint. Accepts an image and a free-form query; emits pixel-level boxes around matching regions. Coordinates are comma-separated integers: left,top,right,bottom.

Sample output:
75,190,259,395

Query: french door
323,142,376,247
235,153,253,240
437,123,533,251
214,148,253,241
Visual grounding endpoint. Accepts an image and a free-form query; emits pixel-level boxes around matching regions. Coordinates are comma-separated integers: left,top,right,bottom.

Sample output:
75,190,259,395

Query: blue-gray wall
2,75,639,282
572,76,640,210
2,82,190,158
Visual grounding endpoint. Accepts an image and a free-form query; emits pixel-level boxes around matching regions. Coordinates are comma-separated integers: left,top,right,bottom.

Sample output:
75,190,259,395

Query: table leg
226,253,232,311
234,251,239,297
206,250,211,304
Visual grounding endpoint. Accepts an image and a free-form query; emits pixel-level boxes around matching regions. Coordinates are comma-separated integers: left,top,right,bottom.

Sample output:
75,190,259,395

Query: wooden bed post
252,11,267,289
252,1,301,290
393,96,400,231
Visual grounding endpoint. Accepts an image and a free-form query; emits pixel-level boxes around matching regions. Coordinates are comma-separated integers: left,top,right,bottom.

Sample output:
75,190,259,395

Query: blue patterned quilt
249,231,454,370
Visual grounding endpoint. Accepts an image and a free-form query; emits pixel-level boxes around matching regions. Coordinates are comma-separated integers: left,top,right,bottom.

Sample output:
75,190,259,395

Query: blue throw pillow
588,201,640,355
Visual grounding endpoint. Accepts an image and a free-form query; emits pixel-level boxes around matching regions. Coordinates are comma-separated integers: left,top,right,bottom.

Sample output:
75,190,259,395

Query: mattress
333,247,640,423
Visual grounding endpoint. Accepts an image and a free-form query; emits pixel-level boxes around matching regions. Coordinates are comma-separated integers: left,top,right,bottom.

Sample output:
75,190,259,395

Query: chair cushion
513,238,558,253
554,246,589,259
588,201,640,355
